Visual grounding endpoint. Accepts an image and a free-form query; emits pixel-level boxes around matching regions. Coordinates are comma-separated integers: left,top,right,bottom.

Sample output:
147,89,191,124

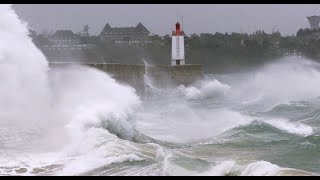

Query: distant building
100,23,151,46
39,30,98,63
307,16,320,30
49,30,81,45
44,30,95,51
80,25,90,37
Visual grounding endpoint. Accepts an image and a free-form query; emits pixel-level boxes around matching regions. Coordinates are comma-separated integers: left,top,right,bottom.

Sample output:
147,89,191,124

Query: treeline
31,29,320,74
296,28,320,37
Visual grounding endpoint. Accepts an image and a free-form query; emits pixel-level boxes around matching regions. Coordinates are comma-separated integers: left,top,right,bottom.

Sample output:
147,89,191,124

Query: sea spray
0,4,51,150
231,57,320,111
143,59,156,89
178,79,231,100
2,4,320,176
0,5,145,175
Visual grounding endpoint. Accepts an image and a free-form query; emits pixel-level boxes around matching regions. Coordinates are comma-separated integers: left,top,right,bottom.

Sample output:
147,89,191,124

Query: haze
13,4,320,36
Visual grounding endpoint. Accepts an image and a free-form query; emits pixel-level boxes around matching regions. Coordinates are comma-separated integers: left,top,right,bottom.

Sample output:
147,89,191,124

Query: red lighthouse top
172,22,185,36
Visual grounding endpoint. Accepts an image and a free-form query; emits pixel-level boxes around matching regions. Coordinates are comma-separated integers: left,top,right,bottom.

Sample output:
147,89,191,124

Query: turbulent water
1,5,320,176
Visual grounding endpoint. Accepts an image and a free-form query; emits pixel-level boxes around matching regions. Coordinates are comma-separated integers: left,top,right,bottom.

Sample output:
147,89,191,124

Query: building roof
100,22,150,35
307,16,320,20
52,30,75,39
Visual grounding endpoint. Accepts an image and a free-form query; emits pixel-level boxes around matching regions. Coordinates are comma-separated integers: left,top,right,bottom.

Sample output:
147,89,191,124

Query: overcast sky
12,4,320,36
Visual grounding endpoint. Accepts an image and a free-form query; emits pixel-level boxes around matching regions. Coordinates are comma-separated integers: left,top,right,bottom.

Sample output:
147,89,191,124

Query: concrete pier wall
49,63,204,95
147,65,204,89
89,63,146,94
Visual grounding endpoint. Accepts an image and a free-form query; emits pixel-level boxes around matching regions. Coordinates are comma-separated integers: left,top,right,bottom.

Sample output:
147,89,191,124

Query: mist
13,4,319,36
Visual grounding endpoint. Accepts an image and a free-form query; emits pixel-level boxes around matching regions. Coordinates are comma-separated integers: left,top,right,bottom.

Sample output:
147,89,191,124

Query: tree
162,34,171,47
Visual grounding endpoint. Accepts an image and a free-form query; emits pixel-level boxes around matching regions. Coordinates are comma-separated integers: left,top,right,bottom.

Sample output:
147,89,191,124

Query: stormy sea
1,5,320,176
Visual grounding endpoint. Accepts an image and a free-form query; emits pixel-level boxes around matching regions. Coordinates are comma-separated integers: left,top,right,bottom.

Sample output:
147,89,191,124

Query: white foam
0,4,50,129
198,161,239,176
240,161,280,176
0,5,144,176
135,108,253,143
57,153,144,176
2,4,320,176
197,160,288,176
230,57,320,111
263,118,313,137
178,79,231,100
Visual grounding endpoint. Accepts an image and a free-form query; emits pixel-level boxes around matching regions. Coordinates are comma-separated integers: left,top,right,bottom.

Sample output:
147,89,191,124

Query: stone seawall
89,63,146,94
49,63,204,95
147,64,204,89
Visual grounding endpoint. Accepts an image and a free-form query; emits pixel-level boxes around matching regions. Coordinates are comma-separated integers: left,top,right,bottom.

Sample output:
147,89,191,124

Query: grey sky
12,4,320,36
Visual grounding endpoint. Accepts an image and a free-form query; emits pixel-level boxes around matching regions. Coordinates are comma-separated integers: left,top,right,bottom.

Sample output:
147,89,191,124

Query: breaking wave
2,4,320,176
178,79,231,100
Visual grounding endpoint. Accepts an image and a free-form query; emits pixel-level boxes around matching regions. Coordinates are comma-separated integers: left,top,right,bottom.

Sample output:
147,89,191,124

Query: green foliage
31,28,320,73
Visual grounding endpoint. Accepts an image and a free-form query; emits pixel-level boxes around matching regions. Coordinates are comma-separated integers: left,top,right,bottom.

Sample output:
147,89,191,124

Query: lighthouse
171,22,185,66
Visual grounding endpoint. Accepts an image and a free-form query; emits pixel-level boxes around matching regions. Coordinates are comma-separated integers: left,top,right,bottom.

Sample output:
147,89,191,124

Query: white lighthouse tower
171,22,185,66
